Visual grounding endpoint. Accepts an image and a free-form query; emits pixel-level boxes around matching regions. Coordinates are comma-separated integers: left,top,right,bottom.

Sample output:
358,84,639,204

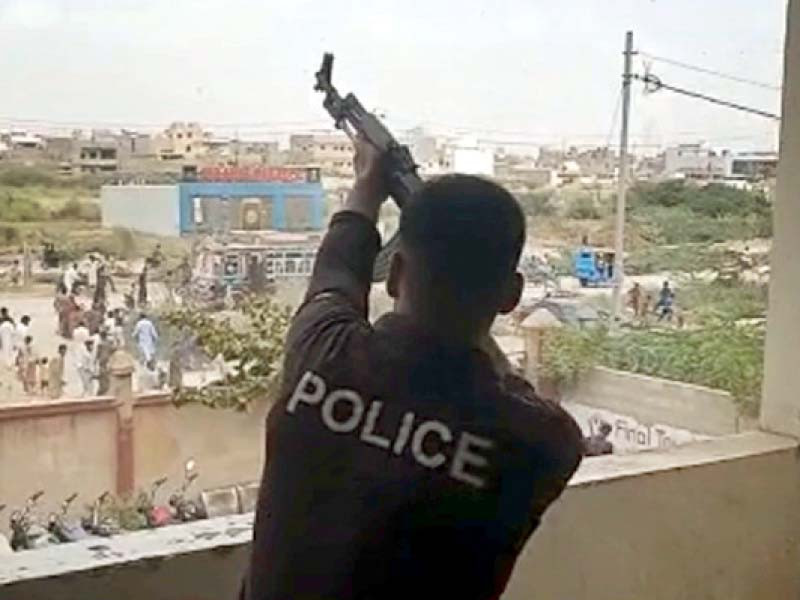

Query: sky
0,0,788,151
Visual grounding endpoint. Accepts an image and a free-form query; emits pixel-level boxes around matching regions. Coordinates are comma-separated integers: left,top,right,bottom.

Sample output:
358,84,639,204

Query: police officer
243,139,583,600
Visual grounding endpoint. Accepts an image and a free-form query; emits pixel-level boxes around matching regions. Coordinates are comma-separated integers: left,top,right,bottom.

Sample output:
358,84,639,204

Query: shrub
0,193,46,222
627,181,772,243
631,207,771,244
626,244,727,275
540,322,764,415
0,166,57,187
564,195,601,220
53,198,101,221
680,280,768,324
0,225,20,246
518,191,557,217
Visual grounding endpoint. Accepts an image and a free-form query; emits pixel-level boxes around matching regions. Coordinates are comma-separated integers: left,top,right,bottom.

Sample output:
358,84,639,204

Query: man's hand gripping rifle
314,53,422,281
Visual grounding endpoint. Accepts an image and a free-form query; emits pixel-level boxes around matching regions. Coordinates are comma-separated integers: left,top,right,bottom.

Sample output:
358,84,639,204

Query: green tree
160,296,291,410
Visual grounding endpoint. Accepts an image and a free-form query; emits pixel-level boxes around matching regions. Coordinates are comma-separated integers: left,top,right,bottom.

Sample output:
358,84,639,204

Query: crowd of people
0,309,66,398
0,250,170,399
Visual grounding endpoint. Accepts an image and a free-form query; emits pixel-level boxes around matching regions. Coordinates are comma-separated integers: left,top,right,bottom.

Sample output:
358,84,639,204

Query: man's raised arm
301,138,389,317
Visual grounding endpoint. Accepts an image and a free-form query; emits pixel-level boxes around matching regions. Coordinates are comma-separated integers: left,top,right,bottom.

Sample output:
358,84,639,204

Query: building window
193,197,204,225
187,132,193,139
186,145,192,153
177,133,183,139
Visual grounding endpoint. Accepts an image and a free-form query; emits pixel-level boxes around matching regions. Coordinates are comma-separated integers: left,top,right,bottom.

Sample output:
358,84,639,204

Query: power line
634,73,781,120
639,51,781,91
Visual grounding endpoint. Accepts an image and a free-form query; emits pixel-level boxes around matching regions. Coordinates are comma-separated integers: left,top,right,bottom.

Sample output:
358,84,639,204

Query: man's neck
392,303,489,350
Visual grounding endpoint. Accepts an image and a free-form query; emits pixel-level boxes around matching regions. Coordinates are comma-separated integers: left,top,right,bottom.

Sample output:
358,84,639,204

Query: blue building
101,167,325,237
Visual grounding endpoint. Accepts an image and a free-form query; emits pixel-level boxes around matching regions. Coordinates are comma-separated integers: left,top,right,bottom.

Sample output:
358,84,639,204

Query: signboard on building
197,166,321,183
563,401,714,453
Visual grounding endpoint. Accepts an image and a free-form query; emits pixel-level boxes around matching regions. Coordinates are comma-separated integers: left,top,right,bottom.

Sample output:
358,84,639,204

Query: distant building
44,136,77,163
158,122,209,161
76,140,118,174
118,130,158,159
537,146,617,180
289,133,353,175
634,154,666,180
7,130,44,150
101,166,325,237
725,152,778,181
663,143,726,180
402,127,438,163
495,156,557,188
226,140,281,166
0,130,47,165
446,137,495,176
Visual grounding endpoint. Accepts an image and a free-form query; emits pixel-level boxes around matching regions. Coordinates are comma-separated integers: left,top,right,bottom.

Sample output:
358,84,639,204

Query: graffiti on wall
563,401,714,453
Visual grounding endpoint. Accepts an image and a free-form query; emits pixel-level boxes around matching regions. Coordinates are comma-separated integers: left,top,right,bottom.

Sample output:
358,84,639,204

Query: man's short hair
399,174,525,299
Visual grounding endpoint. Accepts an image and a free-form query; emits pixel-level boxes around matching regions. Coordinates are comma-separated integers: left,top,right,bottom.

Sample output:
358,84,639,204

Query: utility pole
611,31,634,324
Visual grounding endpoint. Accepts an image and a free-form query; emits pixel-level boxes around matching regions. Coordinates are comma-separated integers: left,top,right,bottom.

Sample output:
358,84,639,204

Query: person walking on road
0,310,15,368
63,263,79,295
48,344,68,399
627,282,642,317
72,320,90,347
14,315,31,354
137,266,149,308
15,335,37,394
93,264,116,307
132,313,158,365
76,339,97,397
656,281,675,322
95,329,114,395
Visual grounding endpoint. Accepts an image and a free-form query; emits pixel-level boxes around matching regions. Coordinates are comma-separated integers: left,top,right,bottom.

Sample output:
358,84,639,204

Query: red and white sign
198,166,316,183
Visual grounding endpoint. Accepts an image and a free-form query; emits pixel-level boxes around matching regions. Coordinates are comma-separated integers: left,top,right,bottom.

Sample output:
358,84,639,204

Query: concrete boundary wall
562,366,743,436
0,390,267,536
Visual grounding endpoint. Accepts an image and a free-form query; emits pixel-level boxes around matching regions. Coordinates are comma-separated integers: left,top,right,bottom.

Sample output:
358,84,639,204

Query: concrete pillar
761,0,800,436
110,350,136,496
520,308,563,393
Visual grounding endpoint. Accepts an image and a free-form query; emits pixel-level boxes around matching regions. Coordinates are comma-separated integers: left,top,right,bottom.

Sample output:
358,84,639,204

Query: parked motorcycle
170,460,205,522
10,491,57,551
137,477,172,528
48,493,89,543
0,505,13,554
81,491,120,537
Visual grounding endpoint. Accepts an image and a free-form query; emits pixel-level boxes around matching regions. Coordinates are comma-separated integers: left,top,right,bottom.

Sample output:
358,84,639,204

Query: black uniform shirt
244,211,583,600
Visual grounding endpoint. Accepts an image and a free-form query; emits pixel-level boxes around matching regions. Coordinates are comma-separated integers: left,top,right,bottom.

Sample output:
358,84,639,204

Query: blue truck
573,246,616,287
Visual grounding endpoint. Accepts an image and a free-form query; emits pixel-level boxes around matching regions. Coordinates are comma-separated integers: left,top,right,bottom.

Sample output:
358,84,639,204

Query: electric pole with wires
611,31,634,324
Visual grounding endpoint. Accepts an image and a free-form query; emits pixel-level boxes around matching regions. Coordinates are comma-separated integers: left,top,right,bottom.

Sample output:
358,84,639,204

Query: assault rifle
314,53,423,281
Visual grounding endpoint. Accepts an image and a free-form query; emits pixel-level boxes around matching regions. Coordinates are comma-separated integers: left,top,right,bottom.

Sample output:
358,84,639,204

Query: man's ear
498,272,523,315
386,251,404,299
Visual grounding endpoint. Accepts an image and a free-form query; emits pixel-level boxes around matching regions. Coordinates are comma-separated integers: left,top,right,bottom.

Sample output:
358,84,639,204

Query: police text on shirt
287,371,495,489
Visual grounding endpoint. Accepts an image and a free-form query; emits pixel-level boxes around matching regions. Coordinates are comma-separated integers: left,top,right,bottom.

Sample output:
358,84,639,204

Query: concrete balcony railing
1,431,797,600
